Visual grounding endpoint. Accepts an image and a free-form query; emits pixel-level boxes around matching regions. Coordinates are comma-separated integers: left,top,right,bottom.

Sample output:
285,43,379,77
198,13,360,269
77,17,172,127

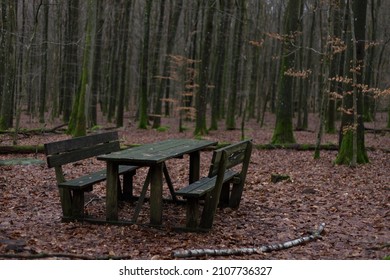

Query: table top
97,138,218,165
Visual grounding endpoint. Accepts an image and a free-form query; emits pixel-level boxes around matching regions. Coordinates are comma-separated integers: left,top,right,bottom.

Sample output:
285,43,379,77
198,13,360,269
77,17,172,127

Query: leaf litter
0,113,389,259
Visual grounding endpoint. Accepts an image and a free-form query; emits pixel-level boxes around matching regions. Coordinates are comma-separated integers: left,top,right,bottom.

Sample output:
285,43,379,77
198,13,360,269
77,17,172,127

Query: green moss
156,126,169,132
194,134,204,140
91,125,103,131
300,144,310,150
335,130,369,165
271,118,296,145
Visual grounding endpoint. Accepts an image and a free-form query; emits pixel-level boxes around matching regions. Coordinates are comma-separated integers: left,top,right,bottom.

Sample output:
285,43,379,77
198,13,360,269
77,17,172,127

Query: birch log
172,222,326,258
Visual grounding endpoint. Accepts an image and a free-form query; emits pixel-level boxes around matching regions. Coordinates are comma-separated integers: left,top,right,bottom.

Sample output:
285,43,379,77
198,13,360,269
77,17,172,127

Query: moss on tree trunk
271,0,301,145
271,117,295,144
335,130,368,165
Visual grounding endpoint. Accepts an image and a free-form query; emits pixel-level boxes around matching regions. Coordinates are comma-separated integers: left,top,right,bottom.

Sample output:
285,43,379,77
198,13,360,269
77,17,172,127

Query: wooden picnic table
97,138,217,225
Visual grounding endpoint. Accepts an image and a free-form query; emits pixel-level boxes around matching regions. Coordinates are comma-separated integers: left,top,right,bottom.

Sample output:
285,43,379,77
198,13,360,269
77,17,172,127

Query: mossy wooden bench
175,139,252,231
44,131,138,221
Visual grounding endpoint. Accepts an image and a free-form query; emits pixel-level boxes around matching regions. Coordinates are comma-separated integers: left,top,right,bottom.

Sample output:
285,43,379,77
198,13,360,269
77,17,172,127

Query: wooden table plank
98,139,217,165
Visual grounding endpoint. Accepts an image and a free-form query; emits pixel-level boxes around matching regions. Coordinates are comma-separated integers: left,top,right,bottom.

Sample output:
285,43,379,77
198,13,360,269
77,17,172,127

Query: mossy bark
68,0,94,137
271,0,302,145
335,0,369,166
271,116,295,144
335,130,368,165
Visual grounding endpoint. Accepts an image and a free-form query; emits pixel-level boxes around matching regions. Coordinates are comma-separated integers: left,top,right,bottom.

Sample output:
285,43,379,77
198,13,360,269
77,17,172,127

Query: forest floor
0,112,389,260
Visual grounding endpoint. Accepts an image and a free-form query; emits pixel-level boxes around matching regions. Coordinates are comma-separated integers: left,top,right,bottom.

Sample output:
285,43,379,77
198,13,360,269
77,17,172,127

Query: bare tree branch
172,223,326,258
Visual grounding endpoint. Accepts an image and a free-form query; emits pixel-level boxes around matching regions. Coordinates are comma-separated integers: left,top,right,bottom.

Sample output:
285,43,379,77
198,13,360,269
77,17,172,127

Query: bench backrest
44,131,121,168
208,139,252,178
198,139,252,229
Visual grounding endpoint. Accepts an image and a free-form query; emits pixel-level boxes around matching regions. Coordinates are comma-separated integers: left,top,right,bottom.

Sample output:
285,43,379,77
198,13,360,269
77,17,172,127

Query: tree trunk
39,1,49,124
335,0,369,165
0,1,17,130
138,0,153,129
152,0,183,128
149,0,166,129
116,0,132,128
106,3,121,123
68,0,95,137
194,0,215,136
271,0,302,144
61,0,79,123
89,0,104,127
315,2,335,159
209,0,232,131
226,1,245,130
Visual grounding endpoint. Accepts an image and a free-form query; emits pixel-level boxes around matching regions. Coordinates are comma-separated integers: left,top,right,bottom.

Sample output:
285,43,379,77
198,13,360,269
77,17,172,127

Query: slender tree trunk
39,1,49,124
138,0,153,129
388,101,390,129
149,0,166,129
328,0,347,134
315,2,334,159
61,0,79,123
0,1,16,130
209,0,232,131
153,0,183,127
299,1,317,131
362,0,376,122
116,0,132,128
195,0,215,136
226,1,246,130
89,0,103,127
106,3,121,123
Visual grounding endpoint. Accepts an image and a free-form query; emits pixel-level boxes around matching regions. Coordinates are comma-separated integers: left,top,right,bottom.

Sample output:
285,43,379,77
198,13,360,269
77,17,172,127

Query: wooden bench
44,131,138,221
175,139,252,231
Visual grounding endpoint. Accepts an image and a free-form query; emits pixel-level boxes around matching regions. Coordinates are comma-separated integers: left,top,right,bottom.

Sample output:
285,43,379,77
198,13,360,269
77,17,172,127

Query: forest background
0,0,389,260
0,0,389,160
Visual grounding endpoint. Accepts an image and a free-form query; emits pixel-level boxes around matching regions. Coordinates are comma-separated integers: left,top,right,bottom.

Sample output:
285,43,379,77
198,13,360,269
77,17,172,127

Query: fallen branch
365,127,390,133
0,123,68,135
0,253,134,260
172,223,326,258
0,145,44,154
256,143,338,151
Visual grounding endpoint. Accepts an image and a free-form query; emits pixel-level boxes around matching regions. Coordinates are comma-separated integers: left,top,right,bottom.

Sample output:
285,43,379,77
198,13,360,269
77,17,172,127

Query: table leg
189,151,200,183
106,162,119,221
150,163,163,225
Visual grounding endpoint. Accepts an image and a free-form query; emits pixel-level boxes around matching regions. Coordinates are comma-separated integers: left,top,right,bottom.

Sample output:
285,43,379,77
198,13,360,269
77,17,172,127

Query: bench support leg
229,183,243,208
150,163,163,225
163,163,177,202
132,170,151,223
185,198,200,229
219,182,231,208
55,167,73,218
71,190,85,219
189,151,200,183
106,162,119,221
122,170,135,200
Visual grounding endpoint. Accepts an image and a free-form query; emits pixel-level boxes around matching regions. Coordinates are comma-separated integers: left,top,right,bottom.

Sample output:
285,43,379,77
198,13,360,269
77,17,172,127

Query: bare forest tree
1,0,389,164
271,0,303,144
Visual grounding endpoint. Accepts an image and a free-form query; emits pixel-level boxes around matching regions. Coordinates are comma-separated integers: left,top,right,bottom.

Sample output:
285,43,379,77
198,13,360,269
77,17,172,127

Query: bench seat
58,165,137,190
175,169,238,198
